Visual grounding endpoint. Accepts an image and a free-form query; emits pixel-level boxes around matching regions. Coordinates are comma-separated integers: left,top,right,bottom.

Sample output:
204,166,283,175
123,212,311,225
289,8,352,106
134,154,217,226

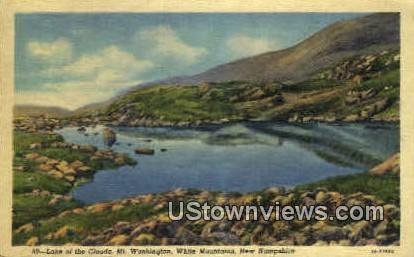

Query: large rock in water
102,128,116,147
369,153,400,176
135,148,155,155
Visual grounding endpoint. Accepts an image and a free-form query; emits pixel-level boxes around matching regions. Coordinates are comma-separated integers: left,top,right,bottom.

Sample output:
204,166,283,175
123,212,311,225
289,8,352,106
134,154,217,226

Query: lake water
57,122,399,204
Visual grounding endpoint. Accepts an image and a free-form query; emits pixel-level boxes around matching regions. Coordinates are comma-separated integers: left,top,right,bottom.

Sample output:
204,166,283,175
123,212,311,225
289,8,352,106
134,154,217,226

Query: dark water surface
57,122,399,204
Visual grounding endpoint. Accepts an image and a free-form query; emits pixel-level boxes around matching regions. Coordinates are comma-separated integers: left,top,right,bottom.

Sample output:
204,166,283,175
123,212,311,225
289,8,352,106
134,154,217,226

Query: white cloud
15,89,108,110
46,46,153,79
226,34,278,59
27,38,72,63
137,25,207,65
16,78,142,110
19,46,153,110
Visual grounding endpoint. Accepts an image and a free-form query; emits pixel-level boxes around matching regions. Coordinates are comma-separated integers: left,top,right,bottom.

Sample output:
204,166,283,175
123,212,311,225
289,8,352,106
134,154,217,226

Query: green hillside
90,51,399,126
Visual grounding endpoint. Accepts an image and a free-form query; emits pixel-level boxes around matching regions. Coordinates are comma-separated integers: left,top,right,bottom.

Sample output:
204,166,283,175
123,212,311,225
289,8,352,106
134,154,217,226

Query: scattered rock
88,203,112,213
264,186,285,196
135,148,155,155
77,166,93,173
112,204,125,211
79,144,97,153
30,143,42,150
56,161,71,173
338,239,352,246
25,153,40,160
374,220,389,237
347,220,372,242
315,191,329,203
313,240,328,246
131,233,156,245
35,156,49,164
103,128,117,147
54,226,75,239
72,208,85,214
370,153,400,176
26,236,39,246
16,223,34,233
114,156,126,165
48,195,64,206
70,160,85,170
108,234,129,246
383,204,399,219
64,175,76,183
48,170,64,179
315,225,348,241
343,114,360,122
39,163,53,172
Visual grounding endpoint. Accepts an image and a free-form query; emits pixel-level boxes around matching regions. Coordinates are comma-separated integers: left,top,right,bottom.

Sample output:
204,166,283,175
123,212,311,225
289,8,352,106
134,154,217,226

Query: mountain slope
75,13,400,125
160,13,399,85
86,50,399,126
14,105,71,118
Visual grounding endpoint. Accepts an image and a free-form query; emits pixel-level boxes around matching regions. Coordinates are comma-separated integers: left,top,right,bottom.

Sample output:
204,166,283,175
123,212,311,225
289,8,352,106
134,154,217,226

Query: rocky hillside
156,13,399,85
18,14,399,124
71,13,400,126
80,50,399,127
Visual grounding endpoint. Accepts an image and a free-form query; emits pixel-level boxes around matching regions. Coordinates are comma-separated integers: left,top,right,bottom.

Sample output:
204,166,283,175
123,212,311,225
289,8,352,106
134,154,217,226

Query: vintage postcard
1,0,414,256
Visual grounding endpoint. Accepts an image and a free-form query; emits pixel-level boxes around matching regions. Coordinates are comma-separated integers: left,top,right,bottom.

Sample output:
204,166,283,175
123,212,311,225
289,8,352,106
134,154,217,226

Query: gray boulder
102,128,117,147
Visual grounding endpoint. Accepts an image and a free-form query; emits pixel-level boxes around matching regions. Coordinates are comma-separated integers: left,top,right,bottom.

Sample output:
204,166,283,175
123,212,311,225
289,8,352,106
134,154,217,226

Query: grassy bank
292,172,400,205
12,130,136,230
13,203,158,245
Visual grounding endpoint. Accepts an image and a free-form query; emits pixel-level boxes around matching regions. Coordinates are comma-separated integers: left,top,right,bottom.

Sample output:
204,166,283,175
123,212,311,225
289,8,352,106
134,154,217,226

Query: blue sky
15,13,367,109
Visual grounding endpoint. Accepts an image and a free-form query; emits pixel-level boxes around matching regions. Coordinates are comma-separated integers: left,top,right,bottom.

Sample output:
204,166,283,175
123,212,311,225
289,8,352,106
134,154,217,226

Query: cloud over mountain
226,34,279,59
136,25,207,66
18,46,152,109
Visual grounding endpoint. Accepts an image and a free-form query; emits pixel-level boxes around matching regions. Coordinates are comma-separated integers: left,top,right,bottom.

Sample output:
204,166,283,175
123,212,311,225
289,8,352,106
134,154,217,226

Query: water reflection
56,122,399,203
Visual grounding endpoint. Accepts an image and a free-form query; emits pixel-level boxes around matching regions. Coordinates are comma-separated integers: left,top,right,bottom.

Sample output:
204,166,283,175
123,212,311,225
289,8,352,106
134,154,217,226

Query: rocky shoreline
14,111,399,134
80,187,400,246
16,171,400,246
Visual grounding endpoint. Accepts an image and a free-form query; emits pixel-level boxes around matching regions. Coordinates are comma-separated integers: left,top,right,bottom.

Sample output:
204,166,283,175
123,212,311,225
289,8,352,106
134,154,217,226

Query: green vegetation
106,81,287,122
102,52,399,124
14,156,36,172
12,50,401,245
12,130,136,234
13,194,80,229
14,131,63,156
37,147,135,170
13,203,157,245
293,172,400,205
355,69,399,93
14,171,72,195
107,85,240,122
14,130,136,173
374,100,399,120
282,79,344,92
370,51,400,72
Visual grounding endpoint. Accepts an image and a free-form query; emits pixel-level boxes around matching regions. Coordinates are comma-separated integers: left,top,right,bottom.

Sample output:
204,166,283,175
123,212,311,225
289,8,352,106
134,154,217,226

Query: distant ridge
14,105,71,118
74,13,400,116
153,13,399,85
